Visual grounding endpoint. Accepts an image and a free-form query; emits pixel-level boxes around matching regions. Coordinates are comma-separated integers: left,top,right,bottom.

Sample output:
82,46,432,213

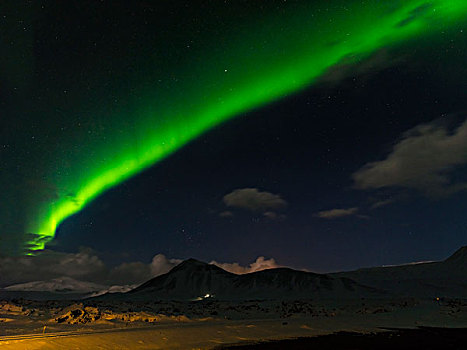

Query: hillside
332,246,467,298
99,258,380,301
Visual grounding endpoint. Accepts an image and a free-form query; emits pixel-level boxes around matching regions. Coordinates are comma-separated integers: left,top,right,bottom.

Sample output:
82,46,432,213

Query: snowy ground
0,297,466,349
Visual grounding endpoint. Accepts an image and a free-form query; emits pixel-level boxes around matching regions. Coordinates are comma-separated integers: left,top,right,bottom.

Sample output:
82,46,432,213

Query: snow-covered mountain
2,276,136,299
4,276,106,293
332,246,467,298
97,258,381,301
88,284,140,297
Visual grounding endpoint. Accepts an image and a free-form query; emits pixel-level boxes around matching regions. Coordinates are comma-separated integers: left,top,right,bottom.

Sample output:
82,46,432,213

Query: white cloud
353,118,467,196
210,256,281,274
149,254,182,277
223,188,287,212
370,198,396,209
314,207,359,219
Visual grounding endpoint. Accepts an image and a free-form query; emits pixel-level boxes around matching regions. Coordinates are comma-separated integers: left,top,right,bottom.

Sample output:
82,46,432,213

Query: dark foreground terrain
216,327,467,350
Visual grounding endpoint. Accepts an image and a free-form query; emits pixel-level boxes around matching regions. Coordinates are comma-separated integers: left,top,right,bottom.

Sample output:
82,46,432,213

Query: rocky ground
1,297,466,332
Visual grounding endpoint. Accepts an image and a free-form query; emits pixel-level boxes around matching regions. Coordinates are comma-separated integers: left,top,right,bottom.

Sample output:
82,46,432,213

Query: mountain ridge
332,246,467,297
97,258,382,301
115,246,467,300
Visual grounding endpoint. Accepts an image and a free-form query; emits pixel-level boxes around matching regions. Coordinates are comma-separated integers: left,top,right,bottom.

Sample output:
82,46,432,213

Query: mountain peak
169,258,231,276
172,258,212,270
182,258,207,265
445,246,467,265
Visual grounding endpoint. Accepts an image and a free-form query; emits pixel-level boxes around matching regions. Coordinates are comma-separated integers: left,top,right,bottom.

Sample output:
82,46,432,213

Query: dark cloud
353,117,467,196
0,250,182,288
108,262,151,285
314,207,359,219
396,3,433,28
0,248,106,287
318,49,403,87
0,249,283,291
223,188,287,212
99,254,182,285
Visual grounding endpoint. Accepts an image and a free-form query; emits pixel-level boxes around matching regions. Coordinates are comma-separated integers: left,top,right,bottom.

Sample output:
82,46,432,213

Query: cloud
0,248,106,287
353,118,467,196
314,207,359,219
107,254,183,285
396,3,433,28
223,188,287,212
370,198,396,209
109,255,281,283
318,48,403,87
0,249,284,292
356,214,371,220
149,254,182,277
108,262,151,285
210,256,281,274
263,211,286,221
0,249,184,291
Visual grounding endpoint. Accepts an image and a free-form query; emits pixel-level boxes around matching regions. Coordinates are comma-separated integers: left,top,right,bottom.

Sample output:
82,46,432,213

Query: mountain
88,285,138,298
444,246,467,267
1,277,136,301
98,258,381,301
127,258,236,299
332,246,467,298
227,268,376,300
4,276,106,293
0,277,107,301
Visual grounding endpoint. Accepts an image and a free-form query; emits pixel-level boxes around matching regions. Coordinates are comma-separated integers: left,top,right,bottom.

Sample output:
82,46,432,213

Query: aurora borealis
1,0,467,256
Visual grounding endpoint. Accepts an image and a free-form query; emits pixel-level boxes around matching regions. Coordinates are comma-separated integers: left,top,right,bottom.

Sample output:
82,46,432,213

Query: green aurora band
24,0,467,254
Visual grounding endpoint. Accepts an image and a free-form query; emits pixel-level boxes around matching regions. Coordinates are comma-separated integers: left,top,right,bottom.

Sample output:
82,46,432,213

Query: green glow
25,0,467,253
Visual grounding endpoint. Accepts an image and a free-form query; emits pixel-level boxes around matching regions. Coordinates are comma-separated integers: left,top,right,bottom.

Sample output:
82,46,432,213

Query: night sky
1,1,467,287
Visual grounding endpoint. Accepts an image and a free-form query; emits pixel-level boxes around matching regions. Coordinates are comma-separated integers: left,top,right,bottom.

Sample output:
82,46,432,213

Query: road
0,319,320,349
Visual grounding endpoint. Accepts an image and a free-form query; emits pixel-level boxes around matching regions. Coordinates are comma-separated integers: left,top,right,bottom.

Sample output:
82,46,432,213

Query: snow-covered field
1,297,466,349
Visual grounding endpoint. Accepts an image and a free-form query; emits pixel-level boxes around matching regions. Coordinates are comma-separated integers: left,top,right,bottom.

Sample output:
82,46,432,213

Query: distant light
204,293,210,298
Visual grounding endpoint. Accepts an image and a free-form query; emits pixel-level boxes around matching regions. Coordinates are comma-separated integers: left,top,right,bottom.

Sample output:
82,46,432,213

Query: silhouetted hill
102,259,380,301
444,246,467,267
333,246,467,298
128,258,237,299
